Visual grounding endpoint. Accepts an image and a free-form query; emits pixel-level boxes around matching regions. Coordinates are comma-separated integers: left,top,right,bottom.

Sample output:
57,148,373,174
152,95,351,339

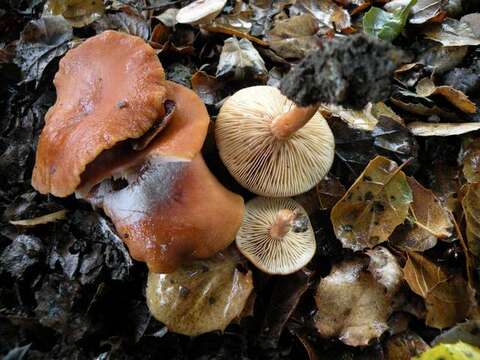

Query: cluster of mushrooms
32,31,335,335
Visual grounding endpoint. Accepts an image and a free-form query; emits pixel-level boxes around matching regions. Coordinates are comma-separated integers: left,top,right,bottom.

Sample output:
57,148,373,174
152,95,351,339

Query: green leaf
363,0,417,41
414,342,480,360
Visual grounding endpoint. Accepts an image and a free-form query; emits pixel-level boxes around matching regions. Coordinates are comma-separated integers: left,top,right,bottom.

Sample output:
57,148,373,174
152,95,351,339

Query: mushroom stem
270,209,296,240
270,104,319,139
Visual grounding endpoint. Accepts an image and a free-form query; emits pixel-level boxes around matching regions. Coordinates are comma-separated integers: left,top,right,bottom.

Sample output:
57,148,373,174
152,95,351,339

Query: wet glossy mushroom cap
32,30,167,197
236,197,315,275
176,0,227,25
215,86,335,197
91,154,244,273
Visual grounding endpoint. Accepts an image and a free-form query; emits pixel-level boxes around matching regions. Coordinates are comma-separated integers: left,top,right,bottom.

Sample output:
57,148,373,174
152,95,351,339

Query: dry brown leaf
391,177,453,251
407,122,480,137
316,174,346,211
292,0,351,31
372,102,404,125
384,331,430,360
416,78,476,114
462,182,480,256
315,257,398,346
390,92,457,120
266,14,320,59
146,249,253,336
9,209,68,227
424,17,480,46
331,156,413,251
403,252,449,298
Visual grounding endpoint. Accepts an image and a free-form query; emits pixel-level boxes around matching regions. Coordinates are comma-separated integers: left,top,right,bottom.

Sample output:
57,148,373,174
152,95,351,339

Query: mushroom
32,30,167,197
176,0,227,25
31,31,244,273
236,196,316,275
215,86,334,197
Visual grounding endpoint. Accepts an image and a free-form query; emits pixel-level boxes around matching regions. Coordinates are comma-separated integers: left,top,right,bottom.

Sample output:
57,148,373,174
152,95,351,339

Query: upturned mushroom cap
215,86,335,197
176,0,227,25
236,197,315,275
92,154,244,273
32,30,166,197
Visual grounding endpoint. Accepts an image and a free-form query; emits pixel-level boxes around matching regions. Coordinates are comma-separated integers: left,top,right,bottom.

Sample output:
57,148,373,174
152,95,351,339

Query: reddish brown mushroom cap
91,154,244,273
32,30,167,197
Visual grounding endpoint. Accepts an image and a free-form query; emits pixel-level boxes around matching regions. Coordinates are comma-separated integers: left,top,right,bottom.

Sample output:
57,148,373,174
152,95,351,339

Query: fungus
176,0,227,25
236,197,315,275
31,31,244,273
32,30,167,197
146,248,253,336
215,86,334,197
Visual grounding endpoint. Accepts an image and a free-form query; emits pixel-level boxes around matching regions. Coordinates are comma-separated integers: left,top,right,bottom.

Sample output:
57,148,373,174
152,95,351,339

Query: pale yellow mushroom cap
215,86,335,197
236,197,316,275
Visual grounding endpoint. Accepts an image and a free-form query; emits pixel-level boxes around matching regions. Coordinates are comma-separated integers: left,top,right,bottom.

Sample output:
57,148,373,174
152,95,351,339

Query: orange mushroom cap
32,30,167,197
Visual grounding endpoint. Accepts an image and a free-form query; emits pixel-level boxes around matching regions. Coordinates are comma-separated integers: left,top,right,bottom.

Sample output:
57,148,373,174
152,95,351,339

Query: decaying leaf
385,0,447,25
391,89,458,120
14,16,73,84
316,174,346,211
366,246,403,294
191,71,225,106
331,156,412,251
216,37,267,80
384,331,430,360
414,342,480,360
363,0,416,41
424,17,480,46
266,14,319,59
9,209,67,227
0,235,44,279
291,0,351,31
391,177,453,251
314,256,399,346
92,8,150,40
462,182,480,256
146,249,253,336
45,0,105,27
408,122,480,137
432,320,480,347
321,103,378,131
462,139,480,183
416,77,476,114
403,252,474,329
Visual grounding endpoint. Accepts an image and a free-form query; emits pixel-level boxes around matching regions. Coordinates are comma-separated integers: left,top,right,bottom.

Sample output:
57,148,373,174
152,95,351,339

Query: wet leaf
314,257,399,346
391,177,453,251
385,0,447,25
191,71,225,105
384,331,430,360
363,0,417,41
14,16,73,84
432,320,480,347
416,77,476,114
216,37,267,80
321,103,378,131
408,122,480,137
2,344,32,360
146,249,253,336
462,139,480,183
424,18,480,46
0,235,44,279
414,342,480,359
403,252,449,298
316,174,346,211
292,0,351,31
266,14,319,59
45,0,105,27
92,8,150,40
331,156,412,251
462,182,480,256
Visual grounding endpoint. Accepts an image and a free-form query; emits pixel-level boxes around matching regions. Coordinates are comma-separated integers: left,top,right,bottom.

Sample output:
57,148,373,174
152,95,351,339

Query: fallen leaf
14,16,73,84
331,156,413,251
92,7,150,40
366,246,403,294
385,0,447,25
155,8,178,27
384,331,430,360
45,0,104,27
146,249,253,336
216,37,267,80
462,138,480,183
9,209,68,227
403,251,449,298
314,257,398,346
0,235,44,279
363,0,416,41
462,182,480,256
291,0,351,31
372,102,404,125
414,342,480,359
316,174,346,211
416,77,476,114
407,122,480,137
321,103,378,131
391,177,453,251
424,17,480,46
418,45,468,74
432,320,480,347
266,14,320,59
191,71,224,105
